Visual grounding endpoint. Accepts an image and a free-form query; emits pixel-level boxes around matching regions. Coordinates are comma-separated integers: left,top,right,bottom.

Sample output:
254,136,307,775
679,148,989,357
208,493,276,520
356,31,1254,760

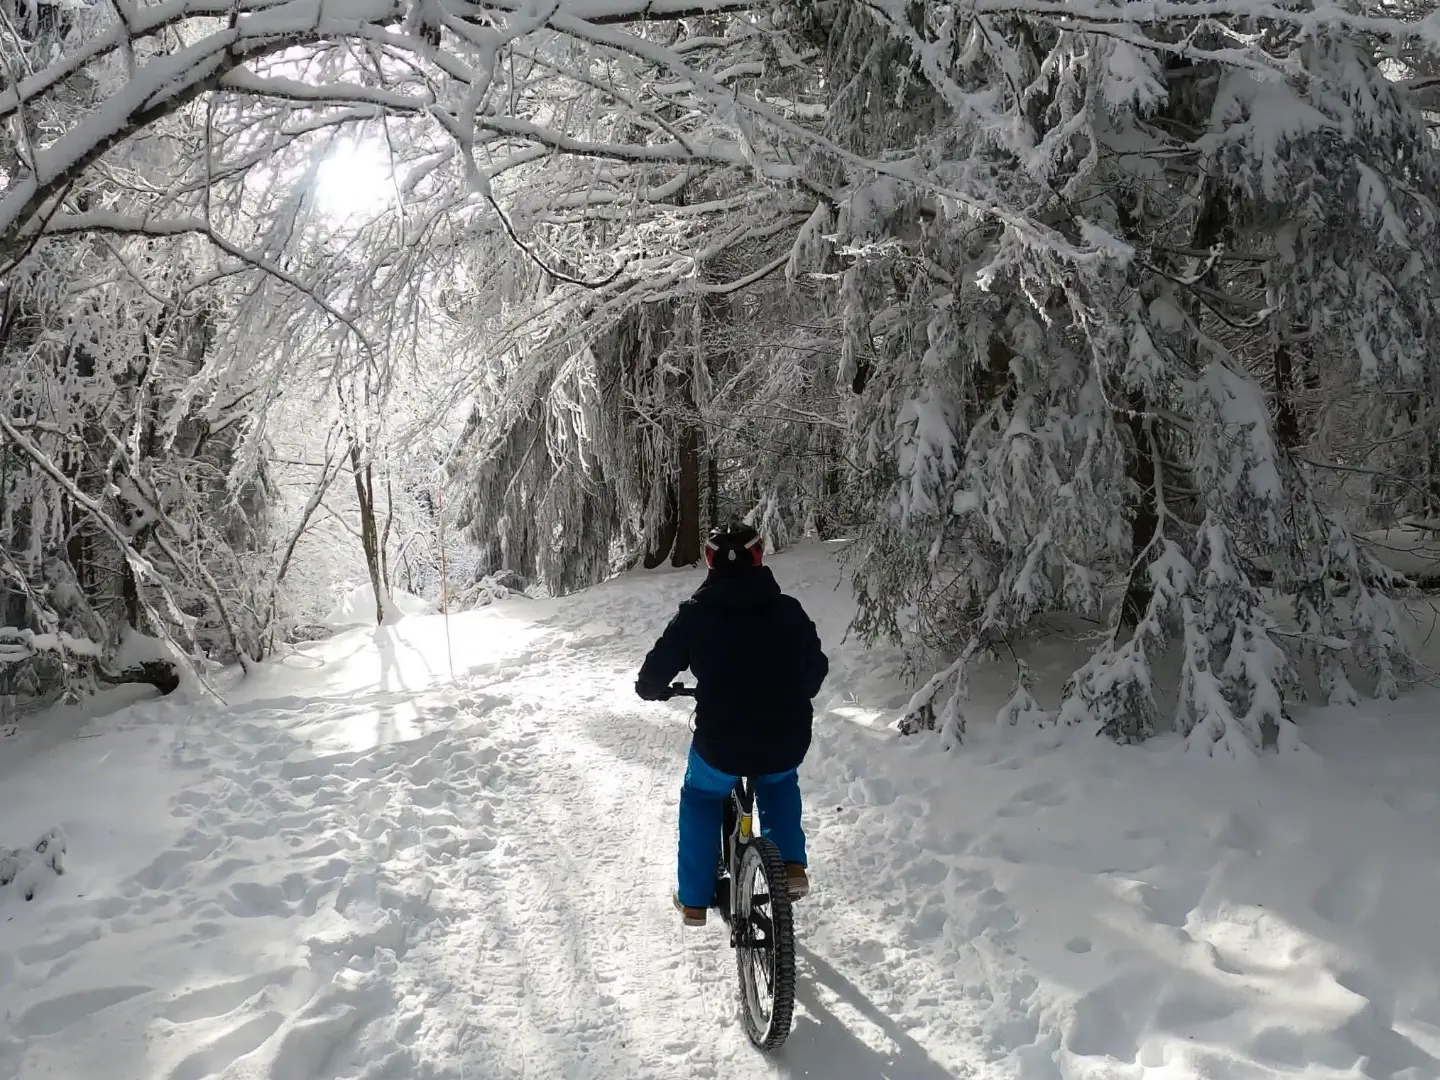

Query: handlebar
669,682,697,698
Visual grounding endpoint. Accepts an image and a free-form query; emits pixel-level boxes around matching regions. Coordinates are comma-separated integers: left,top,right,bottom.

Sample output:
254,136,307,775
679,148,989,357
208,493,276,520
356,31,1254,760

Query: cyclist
635,521,829,926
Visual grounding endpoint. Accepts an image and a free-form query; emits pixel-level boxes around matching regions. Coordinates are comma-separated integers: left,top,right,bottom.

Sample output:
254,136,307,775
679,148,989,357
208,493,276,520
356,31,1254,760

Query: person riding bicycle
635,521,829,927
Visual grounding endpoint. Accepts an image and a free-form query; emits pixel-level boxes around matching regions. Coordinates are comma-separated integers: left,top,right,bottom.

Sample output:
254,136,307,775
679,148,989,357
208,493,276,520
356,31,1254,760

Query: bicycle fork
720,780,760,949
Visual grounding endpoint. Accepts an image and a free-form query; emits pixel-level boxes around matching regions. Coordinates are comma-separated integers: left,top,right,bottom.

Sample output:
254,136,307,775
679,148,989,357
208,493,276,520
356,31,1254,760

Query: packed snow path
4,545,1440,1080
1,558,1007,1080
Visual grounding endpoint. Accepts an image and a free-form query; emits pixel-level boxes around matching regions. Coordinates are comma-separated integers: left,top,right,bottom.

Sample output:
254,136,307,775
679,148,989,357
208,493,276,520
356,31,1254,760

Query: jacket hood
692,565,783,610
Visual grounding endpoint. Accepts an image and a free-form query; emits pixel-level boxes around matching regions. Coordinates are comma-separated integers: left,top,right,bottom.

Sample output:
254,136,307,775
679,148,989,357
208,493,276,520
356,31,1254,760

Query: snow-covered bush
453,570,526,611
0,827,68,903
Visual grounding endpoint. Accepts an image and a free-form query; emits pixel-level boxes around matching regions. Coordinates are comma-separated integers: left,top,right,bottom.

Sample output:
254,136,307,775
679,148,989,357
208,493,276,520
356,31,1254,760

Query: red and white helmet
704,521,764,570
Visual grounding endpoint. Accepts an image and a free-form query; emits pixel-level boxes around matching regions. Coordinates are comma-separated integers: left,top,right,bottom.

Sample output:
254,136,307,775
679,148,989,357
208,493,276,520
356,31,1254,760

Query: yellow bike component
739,815,753,838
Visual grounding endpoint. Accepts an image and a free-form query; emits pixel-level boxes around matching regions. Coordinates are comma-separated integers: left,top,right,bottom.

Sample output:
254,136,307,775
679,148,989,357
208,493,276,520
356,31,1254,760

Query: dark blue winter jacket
636,565,828,776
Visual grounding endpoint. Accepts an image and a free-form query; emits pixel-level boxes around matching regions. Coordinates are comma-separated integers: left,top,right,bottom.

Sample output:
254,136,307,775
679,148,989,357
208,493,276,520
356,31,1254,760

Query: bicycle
668,683,796,1051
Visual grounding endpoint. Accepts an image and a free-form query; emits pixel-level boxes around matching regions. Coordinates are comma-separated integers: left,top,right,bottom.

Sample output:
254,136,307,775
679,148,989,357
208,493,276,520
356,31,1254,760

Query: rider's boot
673,893,707,926
786,863,810,900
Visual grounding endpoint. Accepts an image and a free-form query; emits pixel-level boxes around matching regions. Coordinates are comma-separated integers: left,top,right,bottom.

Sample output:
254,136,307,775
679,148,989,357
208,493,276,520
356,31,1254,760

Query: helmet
705,521,763,570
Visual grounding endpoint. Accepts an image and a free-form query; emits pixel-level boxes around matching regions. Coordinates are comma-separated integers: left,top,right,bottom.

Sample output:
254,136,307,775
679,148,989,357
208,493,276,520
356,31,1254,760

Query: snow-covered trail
5,544,1440,1080
0,552,1023,1080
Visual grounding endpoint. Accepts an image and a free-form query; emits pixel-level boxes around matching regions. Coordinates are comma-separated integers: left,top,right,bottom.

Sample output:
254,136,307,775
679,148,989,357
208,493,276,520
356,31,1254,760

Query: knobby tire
736,836,796,1051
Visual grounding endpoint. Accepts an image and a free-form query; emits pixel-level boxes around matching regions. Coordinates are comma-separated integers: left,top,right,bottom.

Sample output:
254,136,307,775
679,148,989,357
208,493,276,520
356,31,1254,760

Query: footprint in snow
18,985,152,1037
160,969,301,1025
565,622,624,647
166,1011,285,1080
16,926,102,967
994,780,1068,818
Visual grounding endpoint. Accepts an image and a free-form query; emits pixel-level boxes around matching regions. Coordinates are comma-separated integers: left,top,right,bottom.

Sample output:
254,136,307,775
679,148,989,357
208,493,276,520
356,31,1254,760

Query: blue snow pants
676,745,807,909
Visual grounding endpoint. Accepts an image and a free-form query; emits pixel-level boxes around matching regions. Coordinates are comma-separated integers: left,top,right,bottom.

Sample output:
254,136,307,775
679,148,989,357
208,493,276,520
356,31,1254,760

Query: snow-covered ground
2,542,1439,1080
323,583,439,630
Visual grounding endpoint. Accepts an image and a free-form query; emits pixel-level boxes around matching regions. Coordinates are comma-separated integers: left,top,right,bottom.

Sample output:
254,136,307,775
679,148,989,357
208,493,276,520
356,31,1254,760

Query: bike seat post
733,778,758,845
734,777,756,812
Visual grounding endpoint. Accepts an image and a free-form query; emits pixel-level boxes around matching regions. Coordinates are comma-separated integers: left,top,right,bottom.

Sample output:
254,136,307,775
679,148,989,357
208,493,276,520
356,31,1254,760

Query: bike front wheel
733,836,796,1051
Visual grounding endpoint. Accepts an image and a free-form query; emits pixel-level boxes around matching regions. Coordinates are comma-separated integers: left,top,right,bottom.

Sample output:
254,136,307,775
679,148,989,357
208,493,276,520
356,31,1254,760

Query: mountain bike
670,683,796,1051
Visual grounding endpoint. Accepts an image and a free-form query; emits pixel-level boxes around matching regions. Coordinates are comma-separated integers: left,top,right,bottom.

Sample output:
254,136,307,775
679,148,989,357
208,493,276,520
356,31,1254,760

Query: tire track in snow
457,580,1038,1079
390,650,754,1078
545,575,1057,1078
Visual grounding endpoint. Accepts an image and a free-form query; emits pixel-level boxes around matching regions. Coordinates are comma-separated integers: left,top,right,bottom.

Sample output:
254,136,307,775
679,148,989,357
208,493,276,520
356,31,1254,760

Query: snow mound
0,826,67,902
322,583,437,628
111,628,173,669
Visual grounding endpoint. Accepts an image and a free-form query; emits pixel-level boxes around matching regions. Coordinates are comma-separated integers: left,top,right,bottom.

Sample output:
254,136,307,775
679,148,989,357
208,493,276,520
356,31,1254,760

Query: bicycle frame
718,777,757,946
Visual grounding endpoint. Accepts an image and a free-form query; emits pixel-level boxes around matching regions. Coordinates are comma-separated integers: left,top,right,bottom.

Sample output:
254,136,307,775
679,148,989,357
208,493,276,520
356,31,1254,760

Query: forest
4,0,1440,756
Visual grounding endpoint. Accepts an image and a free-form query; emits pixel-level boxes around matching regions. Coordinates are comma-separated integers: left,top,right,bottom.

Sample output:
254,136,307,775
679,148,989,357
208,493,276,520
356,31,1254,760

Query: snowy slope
1,542,1438,1080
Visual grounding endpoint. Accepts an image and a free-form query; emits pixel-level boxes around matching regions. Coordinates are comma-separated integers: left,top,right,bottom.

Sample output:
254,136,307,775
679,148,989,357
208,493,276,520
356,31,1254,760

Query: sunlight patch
313,140,392,222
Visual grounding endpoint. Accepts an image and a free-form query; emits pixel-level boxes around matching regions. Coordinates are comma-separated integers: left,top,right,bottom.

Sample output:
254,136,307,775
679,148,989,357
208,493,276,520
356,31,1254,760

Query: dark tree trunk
818,436,842,538
348,441,385,625
707,455,719,530
1273,340,1302,449
122,559,140,629
122,383,160,632
672,425,702,566
976,334,1017,414
1428,438,1440,518
642,485,679,569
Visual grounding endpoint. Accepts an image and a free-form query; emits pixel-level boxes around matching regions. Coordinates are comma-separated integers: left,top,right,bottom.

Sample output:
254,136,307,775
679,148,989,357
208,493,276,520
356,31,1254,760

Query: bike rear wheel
733,836,796,1050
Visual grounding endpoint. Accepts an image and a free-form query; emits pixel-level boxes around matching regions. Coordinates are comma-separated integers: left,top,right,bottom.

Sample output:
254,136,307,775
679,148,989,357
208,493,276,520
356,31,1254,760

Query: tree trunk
976,334,1017,414
65,499,89,601
1427,435,1440,519
672,425,702,566
348,440,385,625
642,484,679,569
707,454,719,530
122,555,141,630
818,439,841,538
380,476,394,589
1273,339,1302,449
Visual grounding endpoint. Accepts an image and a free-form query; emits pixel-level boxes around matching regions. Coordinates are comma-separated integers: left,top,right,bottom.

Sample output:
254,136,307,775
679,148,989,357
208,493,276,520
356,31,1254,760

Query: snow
113,626,183,669
0,628,103,664
321,583,438,629
1360,526,1440,579
3,542,1440,1080
1101,39,1168,115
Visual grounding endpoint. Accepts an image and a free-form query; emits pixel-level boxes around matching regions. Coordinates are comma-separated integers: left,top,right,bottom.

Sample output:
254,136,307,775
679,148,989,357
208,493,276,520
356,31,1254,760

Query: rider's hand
635,678,673,702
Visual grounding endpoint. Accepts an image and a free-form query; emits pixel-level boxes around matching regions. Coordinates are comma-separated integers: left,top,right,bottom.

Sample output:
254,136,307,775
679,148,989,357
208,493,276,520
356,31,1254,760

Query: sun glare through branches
312,139,394,224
